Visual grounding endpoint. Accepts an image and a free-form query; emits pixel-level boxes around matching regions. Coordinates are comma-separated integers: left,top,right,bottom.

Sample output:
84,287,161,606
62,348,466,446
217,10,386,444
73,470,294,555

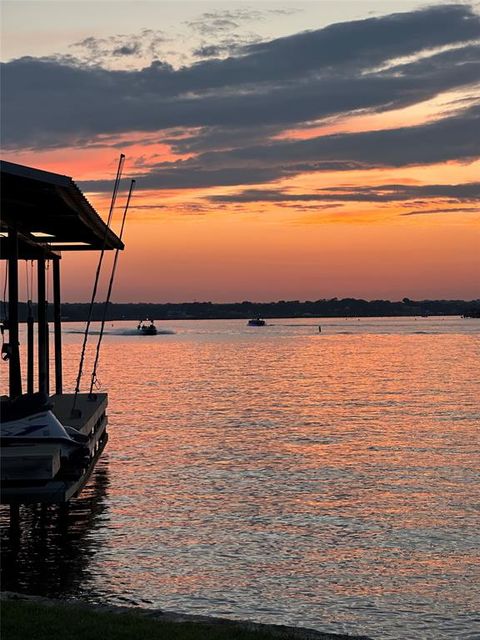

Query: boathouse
0,160,124,504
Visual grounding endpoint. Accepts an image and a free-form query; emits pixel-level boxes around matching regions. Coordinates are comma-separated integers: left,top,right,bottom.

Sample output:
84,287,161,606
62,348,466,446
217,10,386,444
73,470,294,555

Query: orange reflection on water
2,320,479,639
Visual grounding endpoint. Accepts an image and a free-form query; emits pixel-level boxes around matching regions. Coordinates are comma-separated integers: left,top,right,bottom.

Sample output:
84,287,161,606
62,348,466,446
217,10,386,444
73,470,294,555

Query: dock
0,160,124,506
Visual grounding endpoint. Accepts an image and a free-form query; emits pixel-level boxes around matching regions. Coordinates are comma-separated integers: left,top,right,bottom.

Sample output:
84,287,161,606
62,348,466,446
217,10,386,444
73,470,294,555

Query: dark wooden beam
8,226,22,398
37,258,48,395
27,311,34,394
53,258,63,394
0,235,60,260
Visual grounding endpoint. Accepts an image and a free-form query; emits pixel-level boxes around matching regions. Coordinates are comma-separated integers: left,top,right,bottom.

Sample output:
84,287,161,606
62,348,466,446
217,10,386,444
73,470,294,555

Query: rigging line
89,179,135,396
72,153,125,413
46,259,50,302
1,267,6,358
1,267,8,360
73,153,125,400
25,260,30,303
30,261,34,305
1,266,8,322
26,260,35,318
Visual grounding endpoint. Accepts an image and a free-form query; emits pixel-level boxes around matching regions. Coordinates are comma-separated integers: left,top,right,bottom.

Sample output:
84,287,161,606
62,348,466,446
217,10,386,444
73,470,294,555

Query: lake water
1,316,479,639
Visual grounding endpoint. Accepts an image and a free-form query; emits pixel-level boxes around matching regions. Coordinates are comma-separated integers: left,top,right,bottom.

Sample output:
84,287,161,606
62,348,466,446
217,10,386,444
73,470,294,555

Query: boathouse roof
0,160,124,258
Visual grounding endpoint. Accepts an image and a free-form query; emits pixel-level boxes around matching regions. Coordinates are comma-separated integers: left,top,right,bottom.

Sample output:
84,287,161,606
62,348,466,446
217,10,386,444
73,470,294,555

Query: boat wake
274,323,319,327
412,330,438,335
65,328,176,336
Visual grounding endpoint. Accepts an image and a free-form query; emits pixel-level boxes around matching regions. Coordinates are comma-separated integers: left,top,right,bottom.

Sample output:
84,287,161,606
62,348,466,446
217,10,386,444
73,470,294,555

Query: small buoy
318,325,321,333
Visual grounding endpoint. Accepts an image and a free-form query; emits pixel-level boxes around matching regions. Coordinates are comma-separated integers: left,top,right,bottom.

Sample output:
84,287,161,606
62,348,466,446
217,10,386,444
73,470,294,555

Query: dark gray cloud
236,5,480,77
78,106,480,192
3,42,479,152
113,44,140,57
2,3,480,195
172,104,480,168
163,124,285,154
192,44,226,58
191,35,259,60
206,182,480,204
80,166,284,192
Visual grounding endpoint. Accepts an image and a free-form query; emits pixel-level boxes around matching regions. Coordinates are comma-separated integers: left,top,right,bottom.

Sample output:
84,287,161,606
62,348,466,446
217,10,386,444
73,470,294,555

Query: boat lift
0,160,125,507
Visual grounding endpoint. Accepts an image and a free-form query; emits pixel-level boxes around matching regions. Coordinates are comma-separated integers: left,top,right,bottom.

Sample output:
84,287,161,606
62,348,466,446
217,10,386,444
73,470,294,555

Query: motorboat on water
137,319,158,335
248,317,266,326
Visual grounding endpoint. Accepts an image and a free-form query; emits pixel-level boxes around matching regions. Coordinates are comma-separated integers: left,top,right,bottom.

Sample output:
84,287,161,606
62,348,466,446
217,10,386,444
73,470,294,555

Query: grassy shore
2,600,289,640
1,595,371,640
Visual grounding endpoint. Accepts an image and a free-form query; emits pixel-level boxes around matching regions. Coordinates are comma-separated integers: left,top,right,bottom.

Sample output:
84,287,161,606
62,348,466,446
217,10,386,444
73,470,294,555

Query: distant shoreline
7,299,480,323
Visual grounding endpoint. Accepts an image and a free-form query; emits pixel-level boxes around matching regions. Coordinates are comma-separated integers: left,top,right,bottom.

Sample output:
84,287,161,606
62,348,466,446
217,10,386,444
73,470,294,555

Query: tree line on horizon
6,298,480,322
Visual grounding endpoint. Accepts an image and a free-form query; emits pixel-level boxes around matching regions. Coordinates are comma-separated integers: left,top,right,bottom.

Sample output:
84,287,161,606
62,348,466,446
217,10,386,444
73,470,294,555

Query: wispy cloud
185,7,298,35
401,206,480,216
184,8,263,35
66,29,171,68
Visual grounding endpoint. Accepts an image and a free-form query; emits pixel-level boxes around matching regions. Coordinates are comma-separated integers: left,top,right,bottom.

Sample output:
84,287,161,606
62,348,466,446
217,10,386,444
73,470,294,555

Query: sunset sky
1,1,479,302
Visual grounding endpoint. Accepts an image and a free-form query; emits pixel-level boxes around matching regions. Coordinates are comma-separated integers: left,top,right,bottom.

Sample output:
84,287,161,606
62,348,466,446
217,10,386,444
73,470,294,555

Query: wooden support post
27,312,34,394
45,315,50,396
8,226,22,398
37,257,47,395
53,258,63,394
9,503,20,534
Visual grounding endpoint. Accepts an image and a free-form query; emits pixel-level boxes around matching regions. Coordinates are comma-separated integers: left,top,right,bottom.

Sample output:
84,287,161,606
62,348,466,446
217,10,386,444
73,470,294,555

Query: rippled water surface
2,317,480,639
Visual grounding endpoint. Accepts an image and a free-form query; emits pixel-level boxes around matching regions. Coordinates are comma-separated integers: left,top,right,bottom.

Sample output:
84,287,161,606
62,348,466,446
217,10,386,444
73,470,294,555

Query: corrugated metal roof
0,160,124,257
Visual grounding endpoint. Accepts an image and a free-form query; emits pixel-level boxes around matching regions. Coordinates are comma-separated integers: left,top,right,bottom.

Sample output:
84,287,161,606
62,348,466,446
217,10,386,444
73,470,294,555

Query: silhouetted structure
0,160,124,506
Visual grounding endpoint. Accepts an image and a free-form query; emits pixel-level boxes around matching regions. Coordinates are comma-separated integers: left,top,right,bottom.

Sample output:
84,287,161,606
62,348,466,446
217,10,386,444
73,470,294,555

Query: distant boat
137,319,158,335
248,318,266,326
